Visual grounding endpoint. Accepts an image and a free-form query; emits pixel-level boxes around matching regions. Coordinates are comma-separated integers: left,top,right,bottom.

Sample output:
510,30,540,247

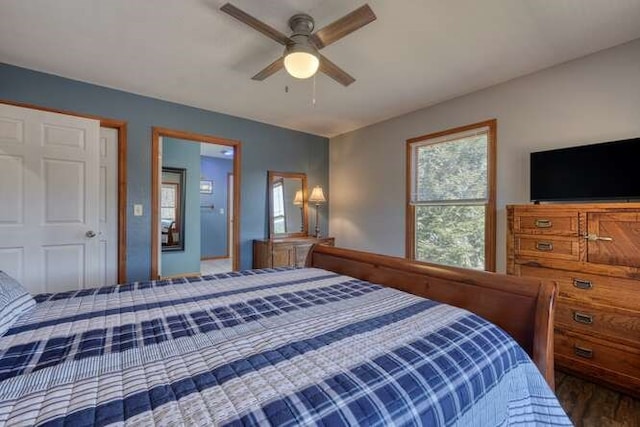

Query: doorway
198,146,234,275
151,127,241,279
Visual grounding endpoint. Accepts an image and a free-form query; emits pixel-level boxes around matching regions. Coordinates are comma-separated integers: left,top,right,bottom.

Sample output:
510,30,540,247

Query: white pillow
0,271,35,337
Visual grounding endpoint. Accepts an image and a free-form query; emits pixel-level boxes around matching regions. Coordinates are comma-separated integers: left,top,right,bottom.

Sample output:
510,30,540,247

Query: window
161,184,178,222
272,180,286,234
406,120,496,271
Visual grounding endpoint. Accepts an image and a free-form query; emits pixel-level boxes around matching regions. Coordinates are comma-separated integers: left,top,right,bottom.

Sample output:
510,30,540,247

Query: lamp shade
283,43,319,79
293,189,304,206
309,186,326,204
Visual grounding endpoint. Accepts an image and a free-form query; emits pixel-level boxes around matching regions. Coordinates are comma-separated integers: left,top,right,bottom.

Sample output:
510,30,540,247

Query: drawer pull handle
573,312,594,325
534,219,552,228
573,279,593,290
535,241,553,251
583,233,613,242
574,345,594,359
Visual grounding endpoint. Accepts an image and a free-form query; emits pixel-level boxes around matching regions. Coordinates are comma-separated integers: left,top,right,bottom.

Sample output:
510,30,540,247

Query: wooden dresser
507,203,640,396
253,237,335,268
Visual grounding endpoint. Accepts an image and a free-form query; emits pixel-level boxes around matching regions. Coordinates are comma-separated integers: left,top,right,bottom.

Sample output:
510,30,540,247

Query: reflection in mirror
268,171,308,238
161,167,186,251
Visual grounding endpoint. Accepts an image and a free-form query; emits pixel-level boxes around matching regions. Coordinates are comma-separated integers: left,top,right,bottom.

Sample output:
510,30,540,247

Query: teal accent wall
161,138,201,276
0,63,329,281
200,156,233,258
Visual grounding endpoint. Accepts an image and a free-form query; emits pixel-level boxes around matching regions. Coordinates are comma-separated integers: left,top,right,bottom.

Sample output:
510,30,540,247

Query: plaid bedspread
0,267,570,426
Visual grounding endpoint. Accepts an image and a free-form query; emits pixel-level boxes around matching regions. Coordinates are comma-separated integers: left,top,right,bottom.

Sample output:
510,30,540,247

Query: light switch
134,204,143,216
219,208,224,215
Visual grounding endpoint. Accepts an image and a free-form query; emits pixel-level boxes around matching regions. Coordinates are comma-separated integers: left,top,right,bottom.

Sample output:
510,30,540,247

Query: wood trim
405,119,497,272
226,171,233,259
307,244,558,389
1,99,124,126
405,143,415,259
233,145,242,272
152,127,242,146
151,128,161,280
406,119,495,144
201,255,229,261
485,119,497,271
151,127,242,279
0,99,128,283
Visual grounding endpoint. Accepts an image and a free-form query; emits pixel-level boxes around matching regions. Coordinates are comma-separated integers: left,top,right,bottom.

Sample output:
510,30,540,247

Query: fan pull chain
312,74,317,107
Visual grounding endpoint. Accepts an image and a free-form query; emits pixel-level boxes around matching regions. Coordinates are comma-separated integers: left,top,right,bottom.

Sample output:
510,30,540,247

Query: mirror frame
161,166,186,252
268,171,308,238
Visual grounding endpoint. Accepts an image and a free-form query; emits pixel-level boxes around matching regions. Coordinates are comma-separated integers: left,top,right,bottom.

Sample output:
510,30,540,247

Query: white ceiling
1,1,640,137
200,143,234,158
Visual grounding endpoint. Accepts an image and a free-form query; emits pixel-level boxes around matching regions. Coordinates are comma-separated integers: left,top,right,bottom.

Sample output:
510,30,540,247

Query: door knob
85,230,97,238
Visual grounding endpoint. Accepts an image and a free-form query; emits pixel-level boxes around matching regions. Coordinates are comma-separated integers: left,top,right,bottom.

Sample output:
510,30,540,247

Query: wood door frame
0,99,128,283
226,171,233,259
151,127,241,278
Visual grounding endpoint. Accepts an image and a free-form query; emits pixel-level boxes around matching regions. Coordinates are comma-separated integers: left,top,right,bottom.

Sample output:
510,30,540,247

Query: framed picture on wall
200,180,213,194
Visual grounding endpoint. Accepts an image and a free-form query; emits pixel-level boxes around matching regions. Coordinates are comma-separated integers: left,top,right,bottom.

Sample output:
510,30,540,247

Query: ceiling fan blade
319,55,355,87
220,3,291,46
252,57,284,81
310,4,376,50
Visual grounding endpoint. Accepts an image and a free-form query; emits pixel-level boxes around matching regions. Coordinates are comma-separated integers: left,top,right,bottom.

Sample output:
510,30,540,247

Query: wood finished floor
555,371,640,426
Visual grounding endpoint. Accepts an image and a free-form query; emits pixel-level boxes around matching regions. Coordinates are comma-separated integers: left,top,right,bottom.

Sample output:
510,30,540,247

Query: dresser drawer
512,209,579,235
556,297,640,346
555,328,640,382
514,235,580,261
517,265,640,311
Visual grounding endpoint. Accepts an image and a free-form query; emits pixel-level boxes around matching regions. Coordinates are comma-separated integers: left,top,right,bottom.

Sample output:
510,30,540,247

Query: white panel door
98,127,118,286
0,104,100,294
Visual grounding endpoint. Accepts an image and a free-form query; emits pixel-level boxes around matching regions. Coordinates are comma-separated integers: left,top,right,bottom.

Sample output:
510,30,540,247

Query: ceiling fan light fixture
283,43,319,79
220,3,376,86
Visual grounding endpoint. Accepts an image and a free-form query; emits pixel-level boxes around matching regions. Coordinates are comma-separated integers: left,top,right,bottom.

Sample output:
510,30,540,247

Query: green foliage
415,205,485,269
414,135,487,269
415,135,487,201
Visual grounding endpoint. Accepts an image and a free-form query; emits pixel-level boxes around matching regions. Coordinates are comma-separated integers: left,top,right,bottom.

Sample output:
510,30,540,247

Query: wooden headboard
307,245,558,389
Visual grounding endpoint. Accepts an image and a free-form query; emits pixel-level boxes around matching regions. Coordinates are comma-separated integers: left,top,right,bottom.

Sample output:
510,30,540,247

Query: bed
0,245,570,426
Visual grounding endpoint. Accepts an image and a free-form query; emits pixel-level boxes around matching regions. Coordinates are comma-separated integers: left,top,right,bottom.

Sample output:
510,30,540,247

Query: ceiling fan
220,3,376,86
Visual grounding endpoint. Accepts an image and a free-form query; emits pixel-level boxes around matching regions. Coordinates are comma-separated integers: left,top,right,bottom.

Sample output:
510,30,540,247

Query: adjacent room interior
0,1,639,425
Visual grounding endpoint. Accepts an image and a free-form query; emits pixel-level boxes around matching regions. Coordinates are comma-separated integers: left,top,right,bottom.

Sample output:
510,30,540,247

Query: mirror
268,171,308,238
161,167,186,251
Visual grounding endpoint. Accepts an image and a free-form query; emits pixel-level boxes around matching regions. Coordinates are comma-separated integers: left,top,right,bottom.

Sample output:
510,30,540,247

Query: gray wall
330,39,640,272
0,63,329,280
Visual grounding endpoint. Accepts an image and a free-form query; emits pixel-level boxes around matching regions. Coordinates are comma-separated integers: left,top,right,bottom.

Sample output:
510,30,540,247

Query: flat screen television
530,137,640,202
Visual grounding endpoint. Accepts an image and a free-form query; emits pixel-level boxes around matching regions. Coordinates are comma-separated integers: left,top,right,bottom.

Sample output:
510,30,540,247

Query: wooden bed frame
307,245,558,389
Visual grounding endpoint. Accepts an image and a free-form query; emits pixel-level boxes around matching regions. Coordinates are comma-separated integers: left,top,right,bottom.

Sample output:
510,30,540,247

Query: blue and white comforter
0,268,570,426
